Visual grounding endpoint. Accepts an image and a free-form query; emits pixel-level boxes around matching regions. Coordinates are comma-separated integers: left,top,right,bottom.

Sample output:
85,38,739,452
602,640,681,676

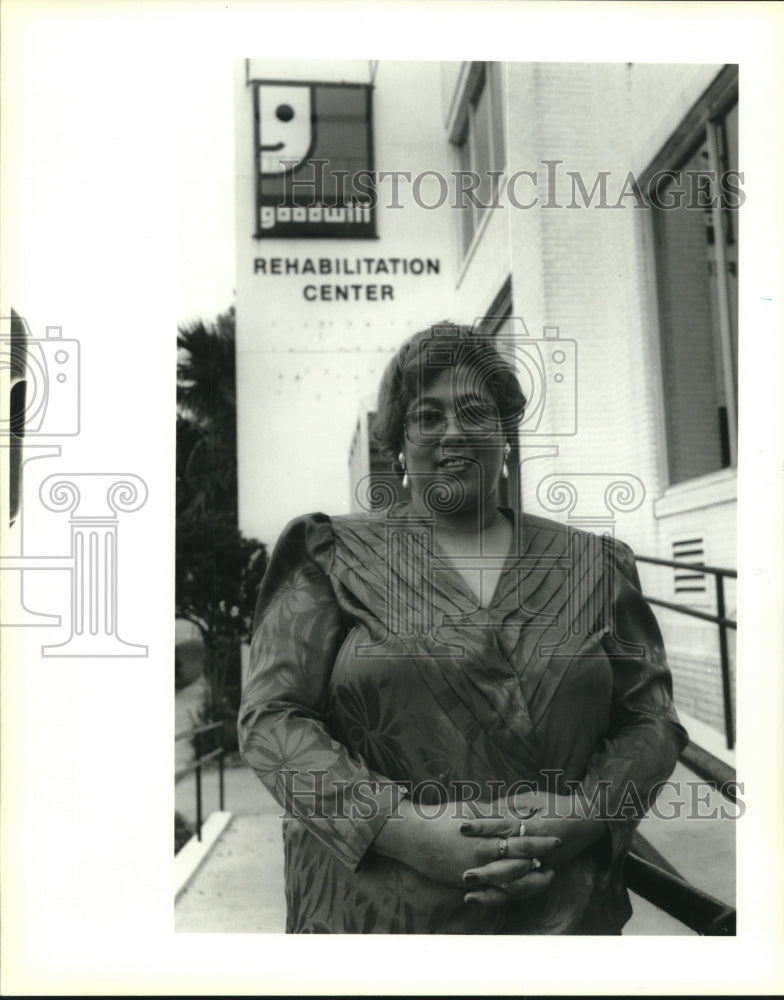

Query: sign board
253,80,376,239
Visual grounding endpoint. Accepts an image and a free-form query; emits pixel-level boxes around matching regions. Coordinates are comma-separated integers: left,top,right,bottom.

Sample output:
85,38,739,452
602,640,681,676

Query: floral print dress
238,504,687,934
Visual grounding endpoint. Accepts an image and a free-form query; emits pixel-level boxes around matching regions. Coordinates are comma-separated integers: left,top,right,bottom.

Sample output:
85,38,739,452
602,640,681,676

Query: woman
238,322,687,934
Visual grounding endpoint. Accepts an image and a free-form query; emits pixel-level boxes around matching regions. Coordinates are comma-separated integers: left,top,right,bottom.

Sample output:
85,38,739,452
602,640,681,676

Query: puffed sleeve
237,513,406,871
579,536,689,871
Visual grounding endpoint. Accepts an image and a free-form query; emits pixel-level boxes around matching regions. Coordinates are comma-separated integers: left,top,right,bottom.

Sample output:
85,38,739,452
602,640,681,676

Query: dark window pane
653,94,738,485
654,138,724,484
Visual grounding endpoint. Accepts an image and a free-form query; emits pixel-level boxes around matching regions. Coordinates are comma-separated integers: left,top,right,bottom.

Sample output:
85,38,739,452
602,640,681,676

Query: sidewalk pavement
174,759,734,935
175,778,287,933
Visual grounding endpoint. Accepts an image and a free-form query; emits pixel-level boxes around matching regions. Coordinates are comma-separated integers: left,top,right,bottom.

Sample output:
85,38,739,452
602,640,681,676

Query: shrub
175,811,194,854
189,633,241,756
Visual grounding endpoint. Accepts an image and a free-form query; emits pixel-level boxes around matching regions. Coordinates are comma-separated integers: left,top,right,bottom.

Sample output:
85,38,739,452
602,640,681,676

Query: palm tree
177,306,239,520
175,306,267,750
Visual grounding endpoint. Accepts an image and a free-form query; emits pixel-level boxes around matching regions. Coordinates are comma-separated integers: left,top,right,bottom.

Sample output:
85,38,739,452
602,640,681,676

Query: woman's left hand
459,792,607,906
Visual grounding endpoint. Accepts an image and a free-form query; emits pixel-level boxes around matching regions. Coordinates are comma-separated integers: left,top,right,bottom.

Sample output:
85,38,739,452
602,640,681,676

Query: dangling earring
502,442,511,480
398,452,409,488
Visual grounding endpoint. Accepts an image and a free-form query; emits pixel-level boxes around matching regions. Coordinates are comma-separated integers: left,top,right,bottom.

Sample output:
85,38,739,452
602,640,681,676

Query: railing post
219,749,225,812
195,763,203,841
195,731,203,841
174,722,228,846
632,554,736,752
715,575,734,750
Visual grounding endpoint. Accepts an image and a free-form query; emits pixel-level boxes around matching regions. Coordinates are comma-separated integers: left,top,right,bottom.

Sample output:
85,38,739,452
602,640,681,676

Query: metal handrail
636,553,736,750
679,741,737,801
625,739,737,935
625,848,736,935
634,554,736,578
621,555,738,934
175,720,226,842
643,596,736,630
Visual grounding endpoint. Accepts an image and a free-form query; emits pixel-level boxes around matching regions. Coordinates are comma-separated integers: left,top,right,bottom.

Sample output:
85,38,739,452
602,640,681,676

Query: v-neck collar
430,507,519,612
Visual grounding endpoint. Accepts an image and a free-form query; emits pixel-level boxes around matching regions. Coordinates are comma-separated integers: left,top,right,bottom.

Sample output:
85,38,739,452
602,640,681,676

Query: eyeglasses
403,401,501,444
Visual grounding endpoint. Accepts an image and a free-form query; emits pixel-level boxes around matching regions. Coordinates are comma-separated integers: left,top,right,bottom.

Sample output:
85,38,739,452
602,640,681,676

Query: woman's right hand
372,798,559,895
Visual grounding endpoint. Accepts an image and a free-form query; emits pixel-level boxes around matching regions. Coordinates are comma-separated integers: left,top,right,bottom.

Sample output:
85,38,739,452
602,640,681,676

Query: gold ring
498,836,509,859
531,857,542,871
519,821,526,838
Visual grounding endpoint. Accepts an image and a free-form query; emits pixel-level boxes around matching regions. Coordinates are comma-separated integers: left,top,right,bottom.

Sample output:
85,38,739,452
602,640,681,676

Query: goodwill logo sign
254,80,376,239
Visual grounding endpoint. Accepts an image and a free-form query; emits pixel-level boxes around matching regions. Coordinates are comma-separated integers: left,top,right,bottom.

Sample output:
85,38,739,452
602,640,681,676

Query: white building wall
235,60,458,545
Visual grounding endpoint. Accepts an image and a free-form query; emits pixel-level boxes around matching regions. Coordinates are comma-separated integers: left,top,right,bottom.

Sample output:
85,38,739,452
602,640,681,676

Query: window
645,67,739,486
451,63,506,256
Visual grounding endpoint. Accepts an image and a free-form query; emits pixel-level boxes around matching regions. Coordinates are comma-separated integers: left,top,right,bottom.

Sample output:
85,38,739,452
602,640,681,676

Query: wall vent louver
672,537,707,595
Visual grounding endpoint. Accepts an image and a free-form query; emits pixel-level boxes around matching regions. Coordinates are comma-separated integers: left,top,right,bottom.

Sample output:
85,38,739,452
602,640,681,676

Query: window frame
639,65,739,489
449,62,507,260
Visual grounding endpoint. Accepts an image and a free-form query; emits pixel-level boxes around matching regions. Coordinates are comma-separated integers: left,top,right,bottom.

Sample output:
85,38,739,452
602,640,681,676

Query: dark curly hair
372,321,526,464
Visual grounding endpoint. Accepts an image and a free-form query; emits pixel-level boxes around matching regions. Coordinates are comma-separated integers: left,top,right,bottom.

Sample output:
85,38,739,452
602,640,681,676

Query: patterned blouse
238,504,687,934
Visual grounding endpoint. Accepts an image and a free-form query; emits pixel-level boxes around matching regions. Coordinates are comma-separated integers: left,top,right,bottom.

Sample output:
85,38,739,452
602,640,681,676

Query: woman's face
400,367,506,517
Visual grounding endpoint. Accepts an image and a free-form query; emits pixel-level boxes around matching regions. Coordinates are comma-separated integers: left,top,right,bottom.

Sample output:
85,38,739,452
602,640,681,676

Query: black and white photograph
1,1,783,995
